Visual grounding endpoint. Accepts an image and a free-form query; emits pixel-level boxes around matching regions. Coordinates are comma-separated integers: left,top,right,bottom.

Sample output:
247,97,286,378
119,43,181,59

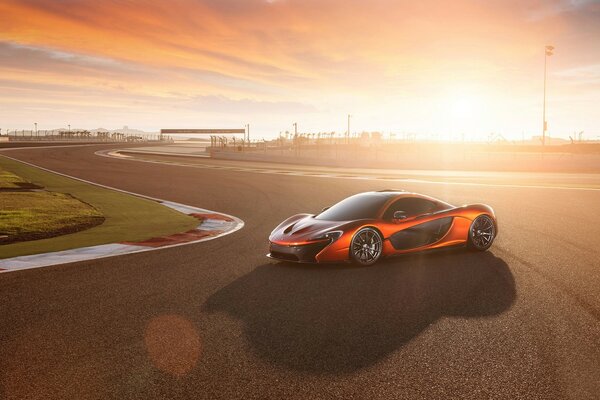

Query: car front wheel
350,227,383,266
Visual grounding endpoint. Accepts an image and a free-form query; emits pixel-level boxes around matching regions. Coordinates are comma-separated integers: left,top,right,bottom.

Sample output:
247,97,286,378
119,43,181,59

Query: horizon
1,0,599,140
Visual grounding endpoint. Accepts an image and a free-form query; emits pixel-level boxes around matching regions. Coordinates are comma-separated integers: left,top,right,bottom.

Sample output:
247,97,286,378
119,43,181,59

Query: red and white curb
0,156,244,273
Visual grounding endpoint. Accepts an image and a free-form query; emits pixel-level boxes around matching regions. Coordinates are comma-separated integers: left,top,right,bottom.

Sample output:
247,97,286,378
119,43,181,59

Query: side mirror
393,210,407,220
321,206,330,212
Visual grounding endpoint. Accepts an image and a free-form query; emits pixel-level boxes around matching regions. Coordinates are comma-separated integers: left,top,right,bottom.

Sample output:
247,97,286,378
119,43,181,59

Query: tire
468,214,496,251
350,227,383,266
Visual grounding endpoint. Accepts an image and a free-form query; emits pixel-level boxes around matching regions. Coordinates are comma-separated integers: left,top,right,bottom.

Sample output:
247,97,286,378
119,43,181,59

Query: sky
0,0,599,140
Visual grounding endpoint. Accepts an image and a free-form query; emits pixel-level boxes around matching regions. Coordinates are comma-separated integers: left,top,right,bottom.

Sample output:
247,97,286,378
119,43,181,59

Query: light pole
292,123,298,153
347,114,352,144
245,123,250,145
542,45,554,147
34,122,37,138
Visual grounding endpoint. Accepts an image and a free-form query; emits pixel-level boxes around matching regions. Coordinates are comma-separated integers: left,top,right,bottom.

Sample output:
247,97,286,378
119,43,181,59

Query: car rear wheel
468,215,496,251
350,228,383,266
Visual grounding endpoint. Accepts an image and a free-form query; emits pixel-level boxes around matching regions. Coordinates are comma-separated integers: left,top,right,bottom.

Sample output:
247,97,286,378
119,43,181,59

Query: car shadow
203,249,516,374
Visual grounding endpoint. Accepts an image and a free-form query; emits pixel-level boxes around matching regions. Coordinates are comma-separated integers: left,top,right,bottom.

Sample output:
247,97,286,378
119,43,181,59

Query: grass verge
0,191,105,244
0,168,38,190
0,156,199,259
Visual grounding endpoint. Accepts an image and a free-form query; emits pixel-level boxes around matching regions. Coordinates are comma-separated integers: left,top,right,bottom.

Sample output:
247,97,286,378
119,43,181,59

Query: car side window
383,198,436,220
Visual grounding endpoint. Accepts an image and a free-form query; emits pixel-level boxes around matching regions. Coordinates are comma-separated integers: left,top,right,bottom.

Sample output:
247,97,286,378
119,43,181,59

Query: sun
433,86,491,140
445,90,481,119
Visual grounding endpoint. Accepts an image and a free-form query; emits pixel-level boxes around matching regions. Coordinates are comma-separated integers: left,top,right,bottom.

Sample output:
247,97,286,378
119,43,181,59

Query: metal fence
1,129,166,142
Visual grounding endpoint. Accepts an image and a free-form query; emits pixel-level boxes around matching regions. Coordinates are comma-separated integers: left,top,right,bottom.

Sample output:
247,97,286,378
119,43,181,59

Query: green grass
0,191,104,244
0,168,30,189
0,156,199,259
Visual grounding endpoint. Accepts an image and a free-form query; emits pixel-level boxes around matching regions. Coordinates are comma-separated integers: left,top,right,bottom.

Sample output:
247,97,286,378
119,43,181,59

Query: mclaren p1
268,190,497,266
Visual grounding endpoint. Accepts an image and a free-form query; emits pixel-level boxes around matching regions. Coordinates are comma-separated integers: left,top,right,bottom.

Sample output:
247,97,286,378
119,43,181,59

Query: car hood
270,214,349,244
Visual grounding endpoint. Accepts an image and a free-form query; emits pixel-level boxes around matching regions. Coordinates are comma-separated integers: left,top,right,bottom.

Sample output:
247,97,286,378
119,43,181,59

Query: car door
382,197,453,251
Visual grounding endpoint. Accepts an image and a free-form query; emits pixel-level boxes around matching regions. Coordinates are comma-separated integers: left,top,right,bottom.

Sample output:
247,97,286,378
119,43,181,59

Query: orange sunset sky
0,0,599,140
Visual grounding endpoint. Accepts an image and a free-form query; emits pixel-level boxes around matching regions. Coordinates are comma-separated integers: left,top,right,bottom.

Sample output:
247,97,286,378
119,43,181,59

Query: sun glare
444,89,482,119
451,95,478,118
429,87,488,140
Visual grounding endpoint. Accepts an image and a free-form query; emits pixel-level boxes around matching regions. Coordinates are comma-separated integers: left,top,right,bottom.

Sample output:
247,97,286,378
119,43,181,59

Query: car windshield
315,193,390,221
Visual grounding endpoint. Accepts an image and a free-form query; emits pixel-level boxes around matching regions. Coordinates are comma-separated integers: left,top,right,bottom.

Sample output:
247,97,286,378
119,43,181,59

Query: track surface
1,144,599,399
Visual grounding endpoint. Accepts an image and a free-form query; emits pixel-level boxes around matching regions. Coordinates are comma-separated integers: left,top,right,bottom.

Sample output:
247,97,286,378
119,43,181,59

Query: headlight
310,230,343,243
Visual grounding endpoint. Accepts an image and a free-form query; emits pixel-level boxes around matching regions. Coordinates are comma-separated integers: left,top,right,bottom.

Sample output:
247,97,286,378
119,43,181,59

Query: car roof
359,190,451,210
352,190,449,205
371,190,426,200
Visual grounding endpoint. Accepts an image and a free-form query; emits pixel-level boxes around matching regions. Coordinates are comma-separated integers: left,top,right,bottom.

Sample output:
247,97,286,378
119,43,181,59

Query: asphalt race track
1,144,599,399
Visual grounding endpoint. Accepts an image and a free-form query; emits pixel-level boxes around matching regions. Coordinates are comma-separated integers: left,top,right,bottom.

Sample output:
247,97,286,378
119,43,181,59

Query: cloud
0,0,546,89
176,95,317,114
527,0,598,20
0,0,599,137
0,40,288,98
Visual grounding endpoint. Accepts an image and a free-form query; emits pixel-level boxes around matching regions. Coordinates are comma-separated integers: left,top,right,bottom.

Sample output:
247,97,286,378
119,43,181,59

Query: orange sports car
268,190,497,265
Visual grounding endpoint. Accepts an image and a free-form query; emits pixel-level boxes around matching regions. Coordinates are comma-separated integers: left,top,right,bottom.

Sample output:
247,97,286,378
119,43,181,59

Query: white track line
1,143,107,151
97,149,600,192
0,154,244,272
